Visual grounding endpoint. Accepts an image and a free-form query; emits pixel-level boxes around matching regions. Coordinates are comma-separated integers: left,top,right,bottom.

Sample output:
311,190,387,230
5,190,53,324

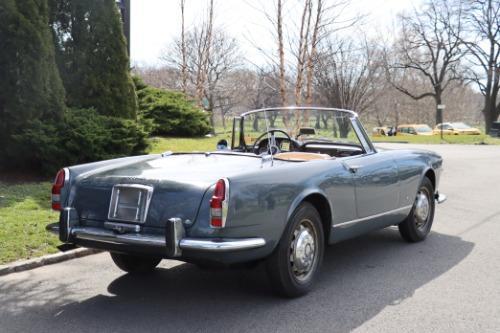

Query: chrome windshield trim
179,238,266,252
72,227,165,247
240,106,358,118
334,205,413,228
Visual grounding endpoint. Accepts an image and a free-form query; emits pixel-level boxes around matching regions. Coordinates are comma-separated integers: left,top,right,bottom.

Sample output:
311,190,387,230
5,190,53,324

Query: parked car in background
372,126,390,136
47,107,446,297
397,124,434,136
490,122,500,137
433,122,481,135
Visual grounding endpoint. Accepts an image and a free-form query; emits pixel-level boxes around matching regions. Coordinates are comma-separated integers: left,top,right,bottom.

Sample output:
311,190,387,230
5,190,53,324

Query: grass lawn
0,182,59,265
149,134,232,154
1,131,499,265
371,133,500,145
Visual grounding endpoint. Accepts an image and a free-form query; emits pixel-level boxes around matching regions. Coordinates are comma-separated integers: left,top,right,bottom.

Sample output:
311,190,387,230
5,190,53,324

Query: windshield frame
231,107,375,155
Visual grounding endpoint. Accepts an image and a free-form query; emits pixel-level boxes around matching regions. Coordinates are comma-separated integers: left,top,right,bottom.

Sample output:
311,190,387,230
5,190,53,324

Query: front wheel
398,177,435,242
110,252,162,274
266,202,324,298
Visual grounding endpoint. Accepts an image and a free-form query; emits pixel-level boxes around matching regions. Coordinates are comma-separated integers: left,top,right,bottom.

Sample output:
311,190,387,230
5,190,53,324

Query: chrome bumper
72,226,166,247
47,223,266,253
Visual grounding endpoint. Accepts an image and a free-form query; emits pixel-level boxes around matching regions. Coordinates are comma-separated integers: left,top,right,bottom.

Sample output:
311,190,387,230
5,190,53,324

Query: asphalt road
1,143,500,333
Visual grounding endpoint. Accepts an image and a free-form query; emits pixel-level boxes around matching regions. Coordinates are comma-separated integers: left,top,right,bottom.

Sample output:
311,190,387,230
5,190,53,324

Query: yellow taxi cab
397,124,434,136
433,122,481,135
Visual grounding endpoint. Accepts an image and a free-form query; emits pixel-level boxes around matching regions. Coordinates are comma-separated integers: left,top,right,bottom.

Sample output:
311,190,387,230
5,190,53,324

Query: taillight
51,169,66,211
210,178,228,228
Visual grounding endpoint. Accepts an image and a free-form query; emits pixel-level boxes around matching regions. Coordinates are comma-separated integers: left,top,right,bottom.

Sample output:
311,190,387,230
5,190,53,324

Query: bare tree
316,38,386,136
194,0,214,103
291,0,359,106
460,0,500,132
277,0,287,106
305,0,323,105
389,0,466,125
180,0,188,93
166,27,240,129
203,30,240,129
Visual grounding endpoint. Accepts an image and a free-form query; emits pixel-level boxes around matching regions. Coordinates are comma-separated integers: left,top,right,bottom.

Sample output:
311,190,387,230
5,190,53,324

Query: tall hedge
14,108,149,173
0,0,66,167
50,0,137,118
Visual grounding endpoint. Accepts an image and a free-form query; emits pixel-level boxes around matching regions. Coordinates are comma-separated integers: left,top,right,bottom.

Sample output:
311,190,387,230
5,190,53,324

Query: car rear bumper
47,217,266,256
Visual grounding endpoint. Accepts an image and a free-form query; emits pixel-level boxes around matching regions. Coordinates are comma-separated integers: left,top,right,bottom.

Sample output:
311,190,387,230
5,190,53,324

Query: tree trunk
435,91,443,126
337,117,350,138
315,114,321,129
277,0,287,107
253,115,260,132
321,114,328,129
180,0,187,93
270,113,277,128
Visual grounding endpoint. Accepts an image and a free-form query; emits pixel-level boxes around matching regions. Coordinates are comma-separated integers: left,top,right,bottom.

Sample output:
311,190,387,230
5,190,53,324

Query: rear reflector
52,169,66,211
210,178,228,228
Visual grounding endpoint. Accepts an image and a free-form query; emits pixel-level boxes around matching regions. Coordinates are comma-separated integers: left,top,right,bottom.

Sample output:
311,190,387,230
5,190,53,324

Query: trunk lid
71,153,277,228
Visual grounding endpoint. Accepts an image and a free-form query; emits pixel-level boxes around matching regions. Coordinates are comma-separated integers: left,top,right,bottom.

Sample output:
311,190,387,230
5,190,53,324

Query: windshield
240,108,362,148
416,125,432,133
451,122,471,129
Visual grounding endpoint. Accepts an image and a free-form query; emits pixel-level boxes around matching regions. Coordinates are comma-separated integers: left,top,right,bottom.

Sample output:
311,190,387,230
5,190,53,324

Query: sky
130,0,420,68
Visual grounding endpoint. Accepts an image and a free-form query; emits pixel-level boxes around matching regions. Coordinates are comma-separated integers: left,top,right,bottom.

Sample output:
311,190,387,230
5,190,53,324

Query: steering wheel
252,129,292,155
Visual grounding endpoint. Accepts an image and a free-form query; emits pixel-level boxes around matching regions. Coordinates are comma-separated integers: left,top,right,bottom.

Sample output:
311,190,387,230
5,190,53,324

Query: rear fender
277,189,332,246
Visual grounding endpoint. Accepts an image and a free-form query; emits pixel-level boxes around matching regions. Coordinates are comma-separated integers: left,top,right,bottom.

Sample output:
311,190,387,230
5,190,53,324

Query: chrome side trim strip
179,238,266,252
72,227,165,247
333,205,413,228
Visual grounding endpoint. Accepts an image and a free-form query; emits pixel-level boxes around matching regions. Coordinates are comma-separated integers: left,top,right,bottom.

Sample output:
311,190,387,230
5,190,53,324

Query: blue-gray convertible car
47,107,445,297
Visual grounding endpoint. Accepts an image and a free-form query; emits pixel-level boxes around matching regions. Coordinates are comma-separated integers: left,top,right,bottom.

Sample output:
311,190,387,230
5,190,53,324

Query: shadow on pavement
0,229,473,332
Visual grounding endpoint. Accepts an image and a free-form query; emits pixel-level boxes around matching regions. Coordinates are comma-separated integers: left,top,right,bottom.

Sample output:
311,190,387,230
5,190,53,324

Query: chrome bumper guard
435,192,447,204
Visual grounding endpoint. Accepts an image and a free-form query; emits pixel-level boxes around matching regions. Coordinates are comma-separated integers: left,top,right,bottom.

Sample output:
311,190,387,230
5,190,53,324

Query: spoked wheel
398,177,435,242
266,202,324,298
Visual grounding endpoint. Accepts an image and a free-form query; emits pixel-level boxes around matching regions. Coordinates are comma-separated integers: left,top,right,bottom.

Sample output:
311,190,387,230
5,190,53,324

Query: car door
342,152,400,219
442,124,453,135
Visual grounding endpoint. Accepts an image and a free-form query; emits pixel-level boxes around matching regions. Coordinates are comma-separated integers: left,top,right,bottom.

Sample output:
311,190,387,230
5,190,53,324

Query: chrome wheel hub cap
414,191,430,226
291,224,316,278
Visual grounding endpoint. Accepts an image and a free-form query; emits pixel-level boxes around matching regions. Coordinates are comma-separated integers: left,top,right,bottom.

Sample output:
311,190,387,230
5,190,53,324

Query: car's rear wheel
266,202,324,298
110,252,162,274
398,177,435,242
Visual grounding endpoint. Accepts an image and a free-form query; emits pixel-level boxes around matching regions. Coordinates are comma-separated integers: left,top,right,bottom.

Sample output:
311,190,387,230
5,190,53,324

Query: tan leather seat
274,152,331,161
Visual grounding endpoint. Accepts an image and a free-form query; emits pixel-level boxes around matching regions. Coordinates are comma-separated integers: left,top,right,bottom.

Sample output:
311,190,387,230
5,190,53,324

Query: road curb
0,248,101,277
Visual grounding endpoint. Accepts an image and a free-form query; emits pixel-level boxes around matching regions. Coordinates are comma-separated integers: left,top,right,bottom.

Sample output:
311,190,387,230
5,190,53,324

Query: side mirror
216,139,229,150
